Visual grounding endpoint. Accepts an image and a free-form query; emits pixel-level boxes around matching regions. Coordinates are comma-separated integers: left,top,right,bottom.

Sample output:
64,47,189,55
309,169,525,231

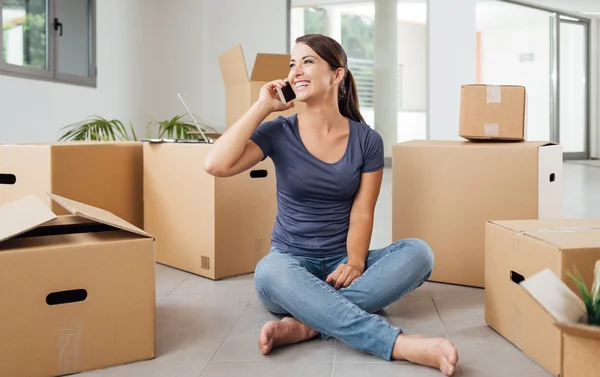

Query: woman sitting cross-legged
203,33,459,376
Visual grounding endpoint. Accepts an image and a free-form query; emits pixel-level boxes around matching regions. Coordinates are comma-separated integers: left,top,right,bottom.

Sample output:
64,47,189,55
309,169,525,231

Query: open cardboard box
0,193,155,377
484,219,600,375
0,141,144,228
218,44,305,129
521,267,600,377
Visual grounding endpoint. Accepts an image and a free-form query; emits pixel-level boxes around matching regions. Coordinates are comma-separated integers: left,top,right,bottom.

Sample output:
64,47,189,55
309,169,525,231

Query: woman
204,34,458,376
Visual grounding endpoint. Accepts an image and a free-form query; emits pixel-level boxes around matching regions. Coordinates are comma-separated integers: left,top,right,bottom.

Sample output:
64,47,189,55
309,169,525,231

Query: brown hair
294,34,365,124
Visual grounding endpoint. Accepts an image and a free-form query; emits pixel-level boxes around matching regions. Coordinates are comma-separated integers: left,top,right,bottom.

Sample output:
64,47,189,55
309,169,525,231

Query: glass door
557,16,589,160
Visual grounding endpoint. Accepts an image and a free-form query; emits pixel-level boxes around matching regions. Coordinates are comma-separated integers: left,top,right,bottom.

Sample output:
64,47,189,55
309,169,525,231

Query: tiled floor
83,161,600,377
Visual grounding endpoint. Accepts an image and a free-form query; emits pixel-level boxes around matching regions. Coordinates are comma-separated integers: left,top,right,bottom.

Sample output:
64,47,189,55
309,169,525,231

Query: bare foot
392,335,459,376
258,317,319,355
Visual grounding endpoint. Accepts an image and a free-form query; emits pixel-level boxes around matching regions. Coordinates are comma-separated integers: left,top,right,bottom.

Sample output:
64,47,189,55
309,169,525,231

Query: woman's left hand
326,263,364,290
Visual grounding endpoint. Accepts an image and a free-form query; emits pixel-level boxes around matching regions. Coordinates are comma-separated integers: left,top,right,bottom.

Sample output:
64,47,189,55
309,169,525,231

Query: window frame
0,0,97,87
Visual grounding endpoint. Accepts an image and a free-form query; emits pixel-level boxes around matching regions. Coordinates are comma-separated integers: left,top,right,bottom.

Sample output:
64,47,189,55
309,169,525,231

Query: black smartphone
276,83,296,104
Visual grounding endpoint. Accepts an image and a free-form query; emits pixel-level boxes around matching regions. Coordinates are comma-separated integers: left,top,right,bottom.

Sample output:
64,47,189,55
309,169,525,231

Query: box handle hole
549,173,555,182
46,289,87,306
0,174,16,185
250,170,268,179
510,271,525,285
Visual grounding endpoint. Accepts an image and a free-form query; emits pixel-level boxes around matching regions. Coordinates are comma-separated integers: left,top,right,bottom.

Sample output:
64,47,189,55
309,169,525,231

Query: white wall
479,23,551,142
427,0,476,140
141,0,204,126
0,0,154,143
199,0,289,131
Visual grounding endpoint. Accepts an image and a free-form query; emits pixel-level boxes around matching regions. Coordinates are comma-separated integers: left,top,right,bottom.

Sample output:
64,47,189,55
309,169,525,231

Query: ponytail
339,70,365,124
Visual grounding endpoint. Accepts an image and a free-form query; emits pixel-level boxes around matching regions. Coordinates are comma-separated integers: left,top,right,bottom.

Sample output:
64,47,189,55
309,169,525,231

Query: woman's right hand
257,79,295,113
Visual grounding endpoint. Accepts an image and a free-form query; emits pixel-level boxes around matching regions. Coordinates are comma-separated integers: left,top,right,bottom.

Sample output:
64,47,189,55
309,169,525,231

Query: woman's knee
255,252,294,292
395,238,434,273
254,253,293,315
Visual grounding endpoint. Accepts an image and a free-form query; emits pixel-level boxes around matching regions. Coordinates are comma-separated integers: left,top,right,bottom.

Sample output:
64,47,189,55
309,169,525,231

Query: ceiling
298,1,580,31
522,0,600,16
291,0,600,18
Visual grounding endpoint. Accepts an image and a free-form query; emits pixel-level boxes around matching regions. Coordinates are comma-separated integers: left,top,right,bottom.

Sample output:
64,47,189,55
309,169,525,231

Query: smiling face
287,42,345,104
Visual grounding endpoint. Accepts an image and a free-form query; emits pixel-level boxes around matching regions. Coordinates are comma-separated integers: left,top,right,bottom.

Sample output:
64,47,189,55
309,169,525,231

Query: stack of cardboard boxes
0,44,292,377
392,84,600,377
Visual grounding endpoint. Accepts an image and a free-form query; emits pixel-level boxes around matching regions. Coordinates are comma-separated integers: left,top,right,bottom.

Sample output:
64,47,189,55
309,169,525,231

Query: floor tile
448,326,552,377
213,297,335,362
332,362,445,377
155,294,252,361
79,354,208,377
430,284,485,334
201,362,332,377
155,264,189,301
170,273,257,300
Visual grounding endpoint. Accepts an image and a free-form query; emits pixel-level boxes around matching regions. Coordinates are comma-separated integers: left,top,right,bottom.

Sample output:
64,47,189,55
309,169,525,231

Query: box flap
218,44,249,87
250,53,292,82
521,268,587,324
0,194,57,243
488,219,600,250
556,321,600,341
48,193,151,238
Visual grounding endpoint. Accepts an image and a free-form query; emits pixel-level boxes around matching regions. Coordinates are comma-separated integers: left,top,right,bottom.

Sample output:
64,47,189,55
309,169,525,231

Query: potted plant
568,260,600,326
58,113,218,142
58,116,138,142
144,114,218,140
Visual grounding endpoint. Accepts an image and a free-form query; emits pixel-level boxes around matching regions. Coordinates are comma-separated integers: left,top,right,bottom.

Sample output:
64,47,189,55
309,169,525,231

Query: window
0,0,96,87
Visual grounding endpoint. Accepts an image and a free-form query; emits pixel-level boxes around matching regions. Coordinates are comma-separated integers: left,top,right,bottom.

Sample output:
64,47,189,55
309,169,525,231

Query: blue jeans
254,238,434,361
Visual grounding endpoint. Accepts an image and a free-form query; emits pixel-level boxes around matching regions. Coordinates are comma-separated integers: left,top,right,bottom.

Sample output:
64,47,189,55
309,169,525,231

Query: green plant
568,261,600,326
58,116,138,142
145,114,216,140
58,113,217,142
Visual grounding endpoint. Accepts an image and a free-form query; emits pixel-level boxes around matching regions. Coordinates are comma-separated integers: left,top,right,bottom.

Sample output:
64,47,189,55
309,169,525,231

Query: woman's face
287,42,344,103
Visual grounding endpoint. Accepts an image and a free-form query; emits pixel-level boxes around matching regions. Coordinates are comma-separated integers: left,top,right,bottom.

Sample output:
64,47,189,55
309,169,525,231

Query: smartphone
276,83,296,104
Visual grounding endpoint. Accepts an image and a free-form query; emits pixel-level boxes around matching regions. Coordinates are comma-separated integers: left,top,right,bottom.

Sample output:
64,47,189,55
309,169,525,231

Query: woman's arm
326,168,383,289
204,80,292,177
346,169,384,271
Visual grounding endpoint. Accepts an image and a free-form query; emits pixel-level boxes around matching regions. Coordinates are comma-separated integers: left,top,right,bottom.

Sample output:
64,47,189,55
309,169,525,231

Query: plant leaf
568,266,598,326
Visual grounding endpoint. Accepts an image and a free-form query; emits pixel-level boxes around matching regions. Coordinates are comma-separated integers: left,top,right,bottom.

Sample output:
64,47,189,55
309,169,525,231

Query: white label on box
538,144,563,219
484,123,499,136
486,85,502,103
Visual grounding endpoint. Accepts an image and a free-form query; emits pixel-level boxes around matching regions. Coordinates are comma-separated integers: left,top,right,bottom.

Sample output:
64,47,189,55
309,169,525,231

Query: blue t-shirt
250,114,384,258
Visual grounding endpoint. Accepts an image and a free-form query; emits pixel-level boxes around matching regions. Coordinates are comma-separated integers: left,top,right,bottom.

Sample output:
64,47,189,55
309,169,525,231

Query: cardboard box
392,140,563,288
521,264,600,377
459,84,526,141
143,142,277,280
218,44,305,129
0,194,155,377
485,219,600,375
0,141,144,228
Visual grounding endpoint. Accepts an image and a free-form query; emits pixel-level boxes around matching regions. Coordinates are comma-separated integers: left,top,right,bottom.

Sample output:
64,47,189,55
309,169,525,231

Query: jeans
254,238,434,361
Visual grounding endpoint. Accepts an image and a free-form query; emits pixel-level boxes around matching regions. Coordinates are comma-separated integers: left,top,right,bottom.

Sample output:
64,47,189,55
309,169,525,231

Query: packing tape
58,321,83,375
535,227,600,232
484,123,499,137
486,85,502,103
